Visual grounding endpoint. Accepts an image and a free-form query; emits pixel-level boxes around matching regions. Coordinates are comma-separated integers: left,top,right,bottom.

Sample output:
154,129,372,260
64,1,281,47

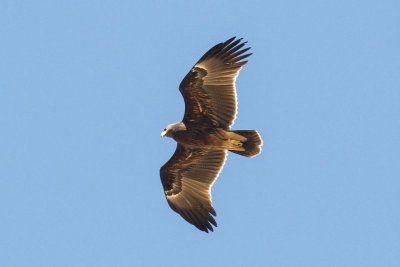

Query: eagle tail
229,130,263,157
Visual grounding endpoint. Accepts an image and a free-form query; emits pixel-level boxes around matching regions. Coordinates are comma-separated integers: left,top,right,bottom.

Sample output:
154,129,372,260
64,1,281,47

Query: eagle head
161,122,186,138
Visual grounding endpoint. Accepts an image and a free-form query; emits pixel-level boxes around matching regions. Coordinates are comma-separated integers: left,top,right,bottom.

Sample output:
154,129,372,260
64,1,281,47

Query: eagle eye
164,128,167,131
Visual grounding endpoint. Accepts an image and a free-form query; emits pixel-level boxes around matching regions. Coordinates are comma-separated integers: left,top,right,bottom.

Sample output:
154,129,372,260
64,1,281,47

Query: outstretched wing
179,37,251,130
160,144,227,232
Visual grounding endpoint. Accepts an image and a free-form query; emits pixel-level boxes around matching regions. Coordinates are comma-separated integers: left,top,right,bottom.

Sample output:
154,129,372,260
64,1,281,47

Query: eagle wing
179,37,252,130
160,144,227,232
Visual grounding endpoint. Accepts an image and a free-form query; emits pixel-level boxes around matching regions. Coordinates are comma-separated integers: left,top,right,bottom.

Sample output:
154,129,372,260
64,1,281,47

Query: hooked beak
161,128,171,137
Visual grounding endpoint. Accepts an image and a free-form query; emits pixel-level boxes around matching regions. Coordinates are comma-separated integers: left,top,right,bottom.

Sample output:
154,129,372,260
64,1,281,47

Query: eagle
160,37,263,232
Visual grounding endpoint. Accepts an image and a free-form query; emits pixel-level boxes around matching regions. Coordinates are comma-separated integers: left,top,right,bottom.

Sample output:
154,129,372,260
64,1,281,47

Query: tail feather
229,130,263,157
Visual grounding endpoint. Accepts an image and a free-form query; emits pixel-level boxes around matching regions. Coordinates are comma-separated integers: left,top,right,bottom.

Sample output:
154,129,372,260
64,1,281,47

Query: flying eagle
160,37,263,232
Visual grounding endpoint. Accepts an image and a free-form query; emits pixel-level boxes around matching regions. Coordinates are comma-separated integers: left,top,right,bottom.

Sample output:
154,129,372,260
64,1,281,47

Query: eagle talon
228,140,244,150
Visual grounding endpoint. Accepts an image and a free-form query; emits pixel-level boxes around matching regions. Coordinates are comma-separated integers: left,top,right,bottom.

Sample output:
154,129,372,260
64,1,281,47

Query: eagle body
160,37,263,232
164,123,237,150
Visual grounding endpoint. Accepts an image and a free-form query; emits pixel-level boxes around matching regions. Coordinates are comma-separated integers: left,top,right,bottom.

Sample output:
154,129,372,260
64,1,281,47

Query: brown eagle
160,37,263,232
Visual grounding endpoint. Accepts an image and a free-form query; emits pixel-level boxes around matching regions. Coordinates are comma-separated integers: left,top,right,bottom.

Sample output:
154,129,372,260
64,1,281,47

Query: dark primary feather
160,144,227,232
179,37,252,130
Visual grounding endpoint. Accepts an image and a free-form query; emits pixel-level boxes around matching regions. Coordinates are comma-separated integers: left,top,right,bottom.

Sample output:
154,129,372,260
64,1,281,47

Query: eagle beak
161,128,169,137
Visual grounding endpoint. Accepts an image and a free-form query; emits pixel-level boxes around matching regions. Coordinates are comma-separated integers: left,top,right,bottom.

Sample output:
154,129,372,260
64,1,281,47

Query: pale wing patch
167,149,227,204
196,60,243,128
179,37,251,130
161,148,227,232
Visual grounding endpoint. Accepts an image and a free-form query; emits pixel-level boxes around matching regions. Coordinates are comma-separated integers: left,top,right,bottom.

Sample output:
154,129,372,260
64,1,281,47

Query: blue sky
1,0,399,266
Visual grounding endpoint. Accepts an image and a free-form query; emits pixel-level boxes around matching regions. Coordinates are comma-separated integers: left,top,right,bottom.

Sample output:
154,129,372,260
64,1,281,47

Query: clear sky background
1,1,399,266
